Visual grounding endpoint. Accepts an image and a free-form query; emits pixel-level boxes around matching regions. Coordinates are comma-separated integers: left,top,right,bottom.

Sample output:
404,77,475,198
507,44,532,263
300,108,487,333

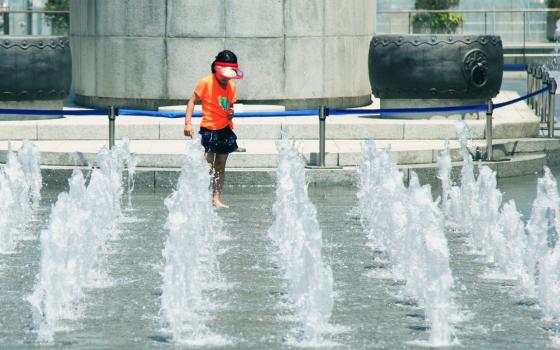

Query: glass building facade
1,0,57,36
377,0,551,44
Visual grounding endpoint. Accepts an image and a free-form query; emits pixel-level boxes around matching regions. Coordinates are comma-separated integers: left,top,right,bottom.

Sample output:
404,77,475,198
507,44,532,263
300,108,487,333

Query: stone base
380,98,487,120
0,100,64,120
75,94,373,111
159,103,286,114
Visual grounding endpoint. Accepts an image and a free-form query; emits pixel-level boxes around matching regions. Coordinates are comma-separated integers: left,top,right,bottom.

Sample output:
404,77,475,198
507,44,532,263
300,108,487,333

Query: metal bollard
528,64,535,109
549,78,557,138
527,64,532,107
486,100,494,161
535,67,543,114
542,72,550,123
108,105,118,149
318,105,328,167
305,105,341,169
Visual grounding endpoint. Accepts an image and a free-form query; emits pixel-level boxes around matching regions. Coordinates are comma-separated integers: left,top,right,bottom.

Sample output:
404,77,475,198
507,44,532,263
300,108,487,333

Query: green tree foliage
413,0,464,34
415,0,460,10
45,0,69,34
548,0,560,19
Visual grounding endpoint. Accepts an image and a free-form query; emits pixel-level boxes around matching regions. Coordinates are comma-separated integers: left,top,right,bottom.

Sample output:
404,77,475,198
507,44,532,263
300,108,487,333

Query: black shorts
199,126,238,154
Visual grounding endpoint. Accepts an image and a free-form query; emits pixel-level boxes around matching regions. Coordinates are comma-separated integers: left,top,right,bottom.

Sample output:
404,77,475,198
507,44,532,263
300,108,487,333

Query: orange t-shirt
194,74,237,130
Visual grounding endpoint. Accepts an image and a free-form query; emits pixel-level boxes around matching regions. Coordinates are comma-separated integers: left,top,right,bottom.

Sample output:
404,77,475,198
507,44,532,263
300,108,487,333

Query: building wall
70,0,376,109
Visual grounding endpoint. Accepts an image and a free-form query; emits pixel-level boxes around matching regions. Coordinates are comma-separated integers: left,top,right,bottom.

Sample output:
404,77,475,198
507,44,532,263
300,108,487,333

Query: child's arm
184,93,198,137
227,104,234,120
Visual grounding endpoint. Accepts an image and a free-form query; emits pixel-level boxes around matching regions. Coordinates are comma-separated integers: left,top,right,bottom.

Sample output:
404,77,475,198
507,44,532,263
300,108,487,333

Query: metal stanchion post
529,65,536,109
535,67,543,115
305,105,341,169
549,78,557,138
108,105,117,149
542,72,550,123
486,100,494,161
318,105,327,167
527,64,531,105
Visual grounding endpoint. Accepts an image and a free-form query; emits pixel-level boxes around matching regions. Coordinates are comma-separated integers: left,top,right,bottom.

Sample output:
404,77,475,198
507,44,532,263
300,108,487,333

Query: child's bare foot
213,197,229,209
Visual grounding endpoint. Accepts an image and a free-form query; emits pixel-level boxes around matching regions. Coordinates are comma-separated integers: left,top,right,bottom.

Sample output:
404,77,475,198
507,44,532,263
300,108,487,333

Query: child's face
214,64,243,81
215,74,231,84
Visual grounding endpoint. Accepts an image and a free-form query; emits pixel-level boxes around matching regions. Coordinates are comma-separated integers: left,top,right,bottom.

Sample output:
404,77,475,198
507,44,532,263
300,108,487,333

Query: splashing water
449,122,477,232
527,167,560,313
470,166,503,258
358,140,458,346
118,137,138,209
357,141,405,257
0,141,42,253
28,143,135,343
440,124,534,292
439,125,560,340
17,140,42,208
447,123,509,259
160,139,229,346
522,168,560,344
494,201,533,293
407,173,457,347
437,140,452,219
268,136,335,346
27,171,88,343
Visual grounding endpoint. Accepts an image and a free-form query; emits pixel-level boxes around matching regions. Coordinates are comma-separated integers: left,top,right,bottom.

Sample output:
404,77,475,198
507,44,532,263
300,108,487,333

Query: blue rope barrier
330,104,487,116
0,85,550,118
119,108,318,118
494,86,550,109
119,109,192,118
0,108,108,116
504,63,528,71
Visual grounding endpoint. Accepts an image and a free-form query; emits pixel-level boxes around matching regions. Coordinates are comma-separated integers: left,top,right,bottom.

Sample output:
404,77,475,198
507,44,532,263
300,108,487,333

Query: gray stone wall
70,0,376,110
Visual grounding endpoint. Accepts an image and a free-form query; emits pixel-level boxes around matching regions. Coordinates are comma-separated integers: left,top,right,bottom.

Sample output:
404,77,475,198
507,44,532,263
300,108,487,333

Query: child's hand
184,124,193,137
227,106,234,119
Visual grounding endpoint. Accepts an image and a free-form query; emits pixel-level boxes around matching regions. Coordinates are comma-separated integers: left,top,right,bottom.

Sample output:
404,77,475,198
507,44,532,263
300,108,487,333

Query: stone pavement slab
0,90,541,142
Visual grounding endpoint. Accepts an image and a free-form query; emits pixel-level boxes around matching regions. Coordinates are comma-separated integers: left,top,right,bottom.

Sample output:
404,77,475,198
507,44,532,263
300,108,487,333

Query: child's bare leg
212,153,229,208
205,152,215,172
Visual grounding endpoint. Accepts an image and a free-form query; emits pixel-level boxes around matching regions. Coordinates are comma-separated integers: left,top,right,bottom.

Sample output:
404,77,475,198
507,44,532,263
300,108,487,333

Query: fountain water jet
160,138,229,346
0,140,42,253
358,140,458,346
268,136,335,346
117,137,138,209
439,124,534,291
448,122,477,233
28,141,136,343
437,140,453,219
527,167,560,312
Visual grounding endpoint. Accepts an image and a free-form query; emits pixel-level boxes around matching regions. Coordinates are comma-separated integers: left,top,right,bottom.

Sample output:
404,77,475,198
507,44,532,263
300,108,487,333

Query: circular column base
75,94,373,111
380,98,487,119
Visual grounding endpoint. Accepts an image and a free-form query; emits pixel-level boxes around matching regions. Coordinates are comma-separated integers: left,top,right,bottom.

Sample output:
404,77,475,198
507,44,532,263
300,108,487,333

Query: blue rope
119,108,318,118
494,86,550,108
0,108,108,116
504,63,528,71
119,109,193,118
0,86,550,118
330,104,487,116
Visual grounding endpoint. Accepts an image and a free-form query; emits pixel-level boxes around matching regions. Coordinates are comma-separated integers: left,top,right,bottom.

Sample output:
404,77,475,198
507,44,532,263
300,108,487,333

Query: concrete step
1,137,559,169
39,152,548,191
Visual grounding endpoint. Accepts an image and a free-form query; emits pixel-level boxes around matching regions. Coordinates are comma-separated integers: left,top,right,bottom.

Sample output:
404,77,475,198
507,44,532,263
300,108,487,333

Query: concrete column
71,0,376,109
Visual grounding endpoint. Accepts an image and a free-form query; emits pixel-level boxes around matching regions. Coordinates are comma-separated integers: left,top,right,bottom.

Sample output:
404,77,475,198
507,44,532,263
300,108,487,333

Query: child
184,50,244,208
